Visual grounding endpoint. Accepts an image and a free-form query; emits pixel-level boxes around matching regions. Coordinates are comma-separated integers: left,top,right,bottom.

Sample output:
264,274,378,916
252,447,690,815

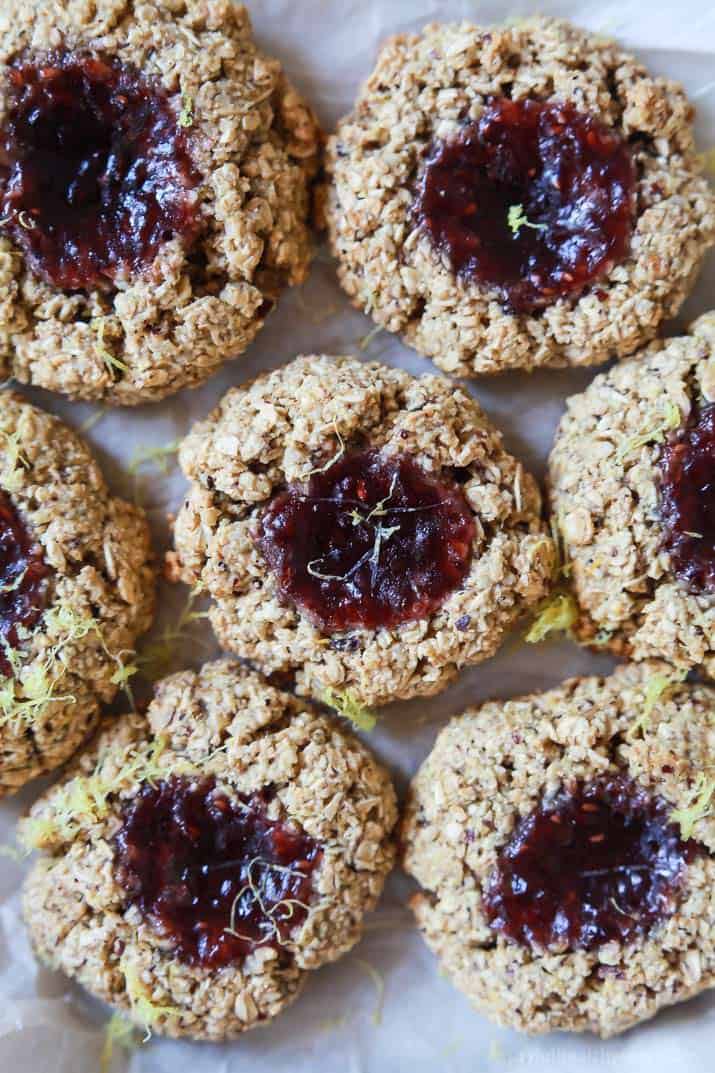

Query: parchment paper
1,2,714,1070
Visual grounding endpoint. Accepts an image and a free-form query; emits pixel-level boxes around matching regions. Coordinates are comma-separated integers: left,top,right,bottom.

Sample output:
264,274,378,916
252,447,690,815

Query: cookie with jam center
172,355,555,709
323,16,714,377
402,662,715,1037
549,312,715,674
0,391,154,795
22,660,397,1040
0,0,320,404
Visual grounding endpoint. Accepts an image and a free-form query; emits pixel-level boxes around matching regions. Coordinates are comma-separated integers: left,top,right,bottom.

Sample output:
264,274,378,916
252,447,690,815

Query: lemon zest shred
127,438,181,506
617,401,680,460
354,957,385,1025
19,735,174,850
525,593,577,643
100,1013,138,1073
109,653,138,709
305,423,345,477
358,323,384,351
0,601,137,730
306,559,352,581
305,473,404,583
507,203,546,237
79,406,108,434
92,317,129,378
128,440,181,478
0,600,97,731
0,568,26,594
356,472,399,526
323,688,377,732
179,93,194,128
224,856,312,945
136,590,209,681
671,774,715,839
120,957,181,1040
630,669,687,736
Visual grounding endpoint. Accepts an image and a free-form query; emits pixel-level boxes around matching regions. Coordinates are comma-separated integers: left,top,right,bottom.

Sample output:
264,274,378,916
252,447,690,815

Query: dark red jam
483,775,698,951
0,490,52,676
659,402,715,593
114,776,321,968
0,50,200,291
255,449,476,633
416,97,635,314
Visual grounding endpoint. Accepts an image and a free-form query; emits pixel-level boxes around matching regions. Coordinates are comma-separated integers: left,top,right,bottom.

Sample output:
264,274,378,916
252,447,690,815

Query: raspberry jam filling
416,97,635,314
0,50,200,291
659,402,715,593
483,775,697,951
255,449,476,632
114,776,321,968
0,490,52,676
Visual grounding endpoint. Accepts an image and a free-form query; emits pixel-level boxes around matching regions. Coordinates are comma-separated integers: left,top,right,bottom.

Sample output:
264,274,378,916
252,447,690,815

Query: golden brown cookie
0,0,320,403
549,312,715,675
22,659,397,1040
324,17,714,377
402,662,715,1037
0,391,154,795
173,354,554,709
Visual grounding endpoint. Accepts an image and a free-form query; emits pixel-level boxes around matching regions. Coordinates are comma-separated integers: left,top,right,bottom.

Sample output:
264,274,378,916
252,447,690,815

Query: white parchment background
1,2,714,1071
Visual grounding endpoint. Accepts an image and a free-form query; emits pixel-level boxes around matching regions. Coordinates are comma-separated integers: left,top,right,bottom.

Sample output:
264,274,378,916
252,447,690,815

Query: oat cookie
549,312,715,674
172,355,554,709
0,391,153,795
402,662,715,1037
324,17,714,377
22,659,397,1041
0,0,320,404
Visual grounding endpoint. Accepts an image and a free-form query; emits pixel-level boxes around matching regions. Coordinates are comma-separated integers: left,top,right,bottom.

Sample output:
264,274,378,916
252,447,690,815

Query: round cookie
0,0,320,404
549,312,715,675
172,355,555,709
0,391,154,795
323,16,714,377
402,662,715,1037
21,659,397,1041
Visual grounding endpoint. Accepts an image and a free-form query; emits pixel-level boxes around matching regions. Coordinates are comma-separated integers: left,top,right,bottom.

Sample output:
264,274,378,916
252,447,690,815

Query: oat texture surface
402,661,715,1037
172,354,555,708
549,312,715,675
22,659,398,1040
324,16,714,376
0,391,154,796
0,0,320,404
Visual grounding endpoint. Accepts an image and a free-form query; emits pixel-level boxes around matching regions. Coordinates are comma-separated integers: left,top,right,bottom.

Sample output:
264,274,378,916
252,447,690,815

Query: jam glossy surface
0,490,52,676
0,50,199,290
483,776,696,951
255,449,476,632
659,402,715,592
114,776,321,968
417,98,635,314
